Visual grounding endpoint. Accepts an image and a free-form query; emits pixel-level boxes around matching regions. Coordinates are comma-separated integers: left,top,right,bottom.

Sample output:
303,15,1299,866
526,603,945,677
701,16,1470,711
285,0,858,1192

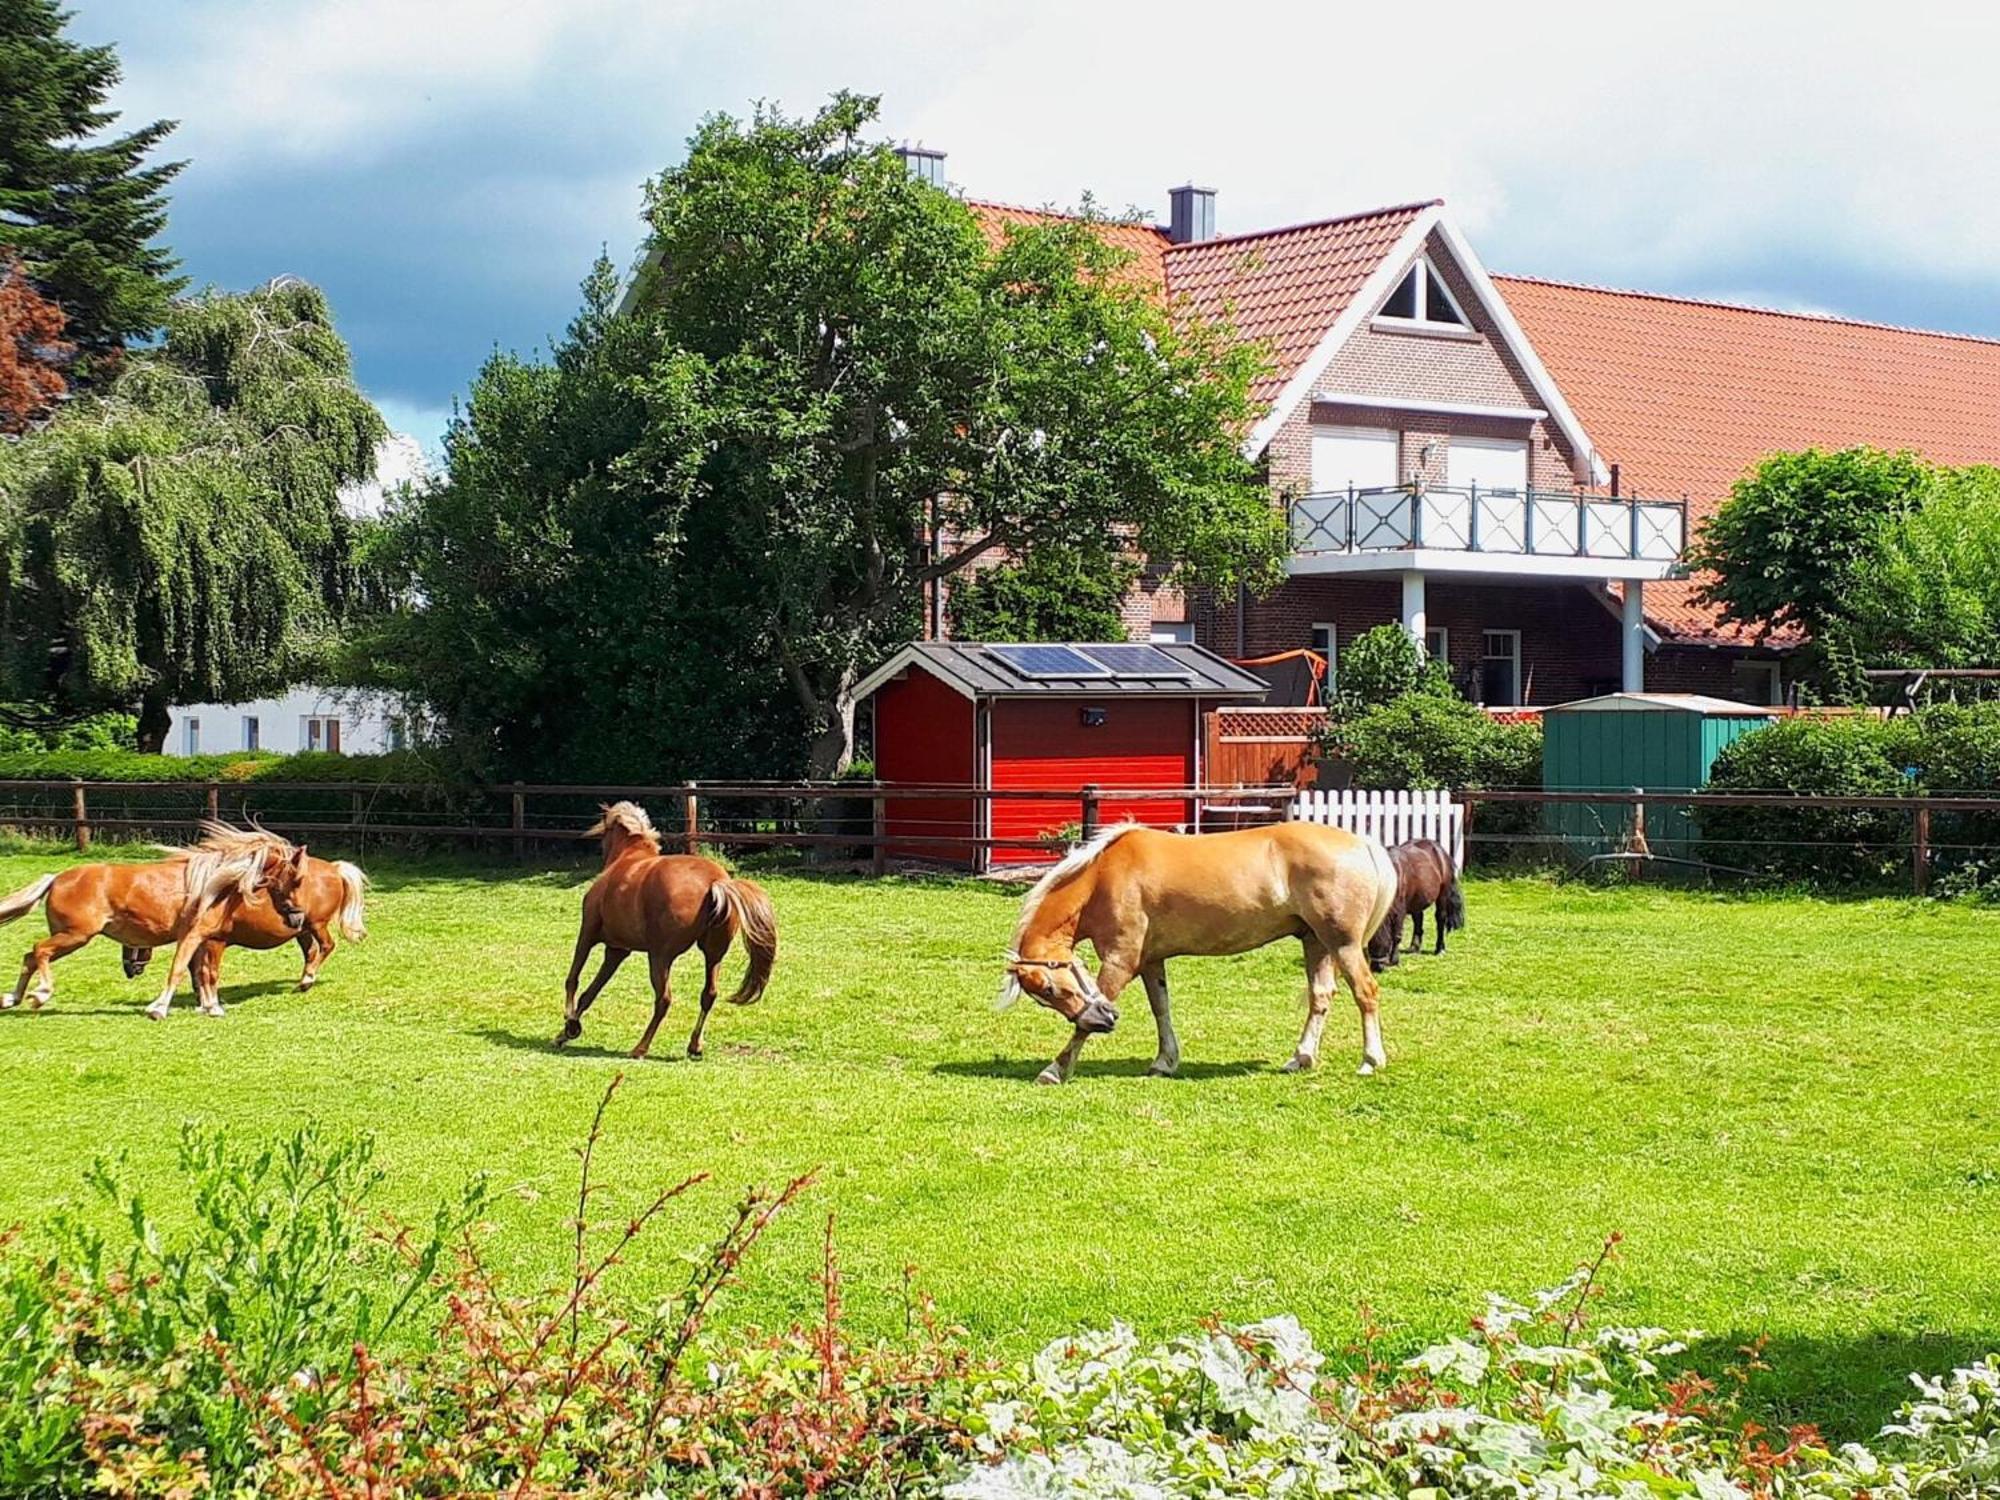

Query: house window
1149,621,1194,644
1480,630,1522,706
1732,659,1782,706
183,717,200,756
1424,626,1449,664
1377,258,1469,328
242,716,260,751
1311,623,1337,695
302,715,342,754
387,717,408,752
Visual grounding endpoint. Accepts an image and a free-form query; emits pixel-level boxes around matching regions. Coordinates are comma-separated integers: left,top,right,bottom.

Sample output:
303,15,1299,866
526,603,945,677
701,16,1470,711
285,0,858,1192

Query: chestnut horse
1000,821,1397,1084
121,854,368,1006
0,824,311,1019
1367,838,1465,971
555,802,777,1060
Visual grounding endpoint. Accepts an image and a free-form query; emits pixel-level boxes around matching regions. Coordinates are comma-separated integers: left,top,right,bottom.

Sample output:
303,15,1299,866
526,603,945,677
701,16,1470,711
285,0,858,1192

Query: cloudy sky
75,0,2000,453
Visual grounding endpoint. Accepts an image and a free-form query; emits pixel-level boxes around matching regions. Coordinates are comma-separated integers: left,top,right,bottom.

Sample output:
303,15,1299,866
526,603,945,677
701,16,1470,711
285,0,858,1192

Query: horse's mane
1007,821,1145,957
155,820,295,921
586,801,662,855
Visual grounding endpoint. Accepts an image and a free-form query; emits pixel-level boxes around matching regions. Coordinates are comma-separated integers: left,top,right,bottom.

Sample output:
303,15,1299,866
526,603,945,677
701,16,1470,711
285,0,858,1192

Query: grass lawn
0,841,1996,1438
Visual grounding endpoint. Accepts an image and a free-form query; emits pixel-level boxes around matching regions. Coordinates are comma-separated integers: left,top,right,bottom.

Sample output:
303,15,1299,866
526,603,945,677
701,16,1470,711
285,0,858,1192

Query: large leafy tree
0,0,185,365
945,547,1140,644
1840,464,2000,669
1688,447,1931,642
0,280,385,749
382,94,1282,779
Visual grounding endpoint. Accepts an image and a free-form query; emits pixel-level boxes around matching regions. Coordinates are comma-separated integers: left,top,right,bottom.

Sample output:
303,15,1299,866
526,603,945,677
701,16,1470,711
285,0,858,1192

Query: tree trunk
804,689,857,781
135,688,171,753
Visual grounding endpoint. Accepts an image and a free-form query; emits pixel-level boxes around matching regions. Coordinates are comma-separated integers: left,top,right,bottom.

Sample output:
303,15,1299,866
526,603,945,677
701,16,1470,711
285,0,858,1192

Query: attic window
1379,259,1468,327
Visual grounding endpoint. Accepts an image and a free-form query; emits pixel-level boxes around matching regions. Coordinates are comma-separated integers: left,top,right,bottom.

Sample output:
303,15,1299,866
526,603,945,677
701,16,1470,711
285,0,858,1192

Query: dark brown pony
555,802,777,1060
1367,838,1465,971
0,824,312,1018
122,854,368,1007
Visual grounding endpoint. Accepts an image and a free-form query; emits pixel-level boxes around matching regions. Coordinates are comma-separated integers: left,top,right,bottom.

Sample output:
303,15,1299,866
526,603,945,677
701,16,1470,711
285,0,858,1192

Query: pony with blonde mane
1000,821,1397,1084
0,820,312,1019
122,835,369,1008
556,802,778,1060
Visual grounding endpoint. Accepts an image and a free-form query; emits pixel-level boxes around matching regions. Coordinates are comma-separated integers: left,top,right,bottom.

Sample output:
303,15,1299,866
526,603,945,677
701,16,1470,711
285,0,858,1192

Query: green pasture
0,843,1995,1438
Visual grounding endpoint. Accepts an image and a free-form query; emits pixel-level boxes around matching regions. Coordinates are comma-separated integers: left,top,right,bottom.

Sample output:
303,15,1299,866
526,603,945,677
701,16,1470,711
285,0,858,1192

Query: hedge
1698,704,2000,887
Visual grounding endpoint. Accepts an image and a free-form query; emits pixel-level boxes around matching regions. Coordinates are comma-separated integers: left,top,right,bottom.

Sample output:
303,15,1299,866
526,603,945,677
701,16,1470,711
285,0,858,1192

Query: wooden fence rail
8,779,1996,894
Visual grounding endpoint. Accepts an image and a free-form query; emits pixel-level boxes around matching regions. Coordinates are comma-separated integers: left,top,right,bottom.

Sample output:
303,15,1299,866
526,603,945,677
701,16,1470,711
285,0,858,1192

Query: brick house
954,174,2000,707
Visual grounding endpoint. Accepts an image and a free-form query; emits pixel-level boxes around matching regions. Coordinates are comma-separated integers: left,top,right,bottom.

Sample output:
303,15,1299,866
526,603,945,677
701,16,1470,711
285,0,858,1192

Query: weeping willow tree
0,279,384,748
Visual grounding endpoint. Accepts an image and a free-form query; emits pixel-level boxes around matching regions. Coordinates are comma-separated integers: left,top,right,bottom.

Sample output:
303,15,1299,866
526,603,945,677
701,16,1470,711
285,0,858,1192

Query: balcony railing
1289,485,1685,564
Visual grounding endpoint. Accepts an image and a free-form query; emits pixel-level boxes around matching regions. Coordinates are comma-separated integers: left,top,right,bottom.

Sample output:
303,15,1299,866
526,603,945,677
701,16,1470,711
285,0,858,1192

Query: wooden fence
3,778,1994,893
1291,788,1465,869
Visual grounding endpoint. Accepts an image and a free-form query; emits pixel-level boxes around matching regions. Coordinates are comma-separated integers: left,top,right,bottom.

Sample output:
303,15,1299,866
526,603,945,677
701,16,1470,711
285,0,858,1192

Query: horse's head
256,842,312,932
1000,955,1119,1035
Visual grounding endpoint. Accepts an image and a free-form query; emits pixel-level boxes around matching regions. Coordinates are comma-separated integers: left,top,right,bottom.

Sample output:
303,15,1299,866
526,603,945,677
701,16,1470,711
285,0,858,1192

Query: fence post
1080,784,1101,841
1627,786,1649,877
870,784,888,877
1914,803,1931,896
71,778,89,852
511,782,526,862
351,791,364,833
683,782,700,855
205,780,220,823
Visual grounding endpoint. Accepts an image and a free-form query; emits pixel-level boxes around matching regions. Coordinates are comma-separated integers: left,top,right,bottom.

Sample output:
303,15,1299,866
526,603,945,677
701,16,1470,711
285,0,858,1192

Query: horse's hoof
629,1045,651,1061
1147,1058,1179,1077
1034,1066,1064,1086
297,977,317,992
1357,1057,1384,1077
27,994,47,1012
144,1005,169,1022
198,1006,226,1020
1282,1053,1314,1073
686,1045,704,1061
0,992,15,1011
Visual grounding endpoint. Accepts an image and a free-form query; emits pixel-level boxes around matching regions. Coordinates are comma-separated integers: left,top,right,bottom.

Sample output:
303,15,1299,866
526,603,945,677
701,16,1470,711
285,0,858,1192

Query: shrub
1698,716,1912,882
1333,624,1453,712
1324,692,1541,792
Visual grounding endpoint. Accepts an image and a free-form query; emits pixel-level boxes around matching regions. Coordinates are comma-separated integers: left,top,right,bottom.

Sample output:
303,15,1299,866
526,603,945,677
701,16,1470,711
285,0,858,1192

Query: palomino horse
122,852,368,1006
1367,838,1465,971
0,823,312,1019
1000,821,1397,1084
556,802,778,1060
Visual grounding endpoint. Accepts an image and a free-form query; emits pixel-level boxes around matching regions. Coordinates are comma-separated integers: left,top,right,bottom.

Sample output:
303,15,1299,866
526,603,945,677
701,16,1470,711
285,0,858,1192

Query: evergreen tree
0,0,185,362
0,280,385,749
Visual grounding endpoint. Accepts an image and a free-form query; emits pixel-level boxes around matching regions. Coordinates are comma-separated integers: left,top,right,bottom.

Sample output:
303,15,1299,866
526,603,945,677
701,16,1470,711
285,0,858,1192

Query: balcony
1287,485,1686,582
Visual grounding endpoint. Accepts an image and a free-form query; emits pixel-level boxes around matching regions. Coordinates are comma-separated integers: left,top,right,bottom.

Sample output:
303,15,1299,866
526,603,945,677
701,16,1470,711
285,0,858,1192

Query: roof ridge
1495,272,2000,349
963,197,1169,237
1161,199,1443,256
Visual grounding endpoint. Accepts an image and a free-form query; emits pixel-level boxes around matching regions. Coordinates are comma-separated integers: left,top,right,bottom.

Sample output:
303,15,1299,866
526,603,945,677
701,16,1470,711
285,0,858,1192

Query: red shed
856,641,1269,871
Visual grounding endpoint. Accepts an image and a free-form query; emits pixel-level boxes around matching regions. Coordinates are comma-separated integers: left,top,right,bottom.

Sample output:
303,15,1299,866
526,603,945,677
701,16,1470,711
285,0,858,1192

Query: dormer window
1378,258,1468,328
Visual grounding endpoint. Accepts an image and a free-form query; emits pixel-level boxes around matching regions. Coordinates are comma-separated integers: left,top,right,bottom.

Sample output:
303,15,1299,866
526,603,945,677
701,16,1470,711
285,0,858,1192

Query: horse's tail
708,877,777,1005
0,874,55,928
1359,837,1398,944
332,861,369,942
1436,865,1466,936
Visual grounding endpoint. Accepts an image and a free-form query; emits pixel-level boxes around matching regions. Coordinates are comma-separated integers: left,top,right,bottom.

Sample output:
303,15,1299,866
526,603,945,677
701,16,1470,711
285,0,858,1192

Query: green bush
1333,624,1453,712
1699,715,1921,883
0,709,138,753
1325,693,1541,792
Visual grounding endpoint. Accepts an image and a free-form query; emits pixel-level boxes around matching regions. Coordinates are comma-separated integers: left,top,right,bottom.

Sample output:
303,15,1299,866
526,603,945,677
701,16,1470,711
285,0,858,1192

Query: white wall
164,687,406,757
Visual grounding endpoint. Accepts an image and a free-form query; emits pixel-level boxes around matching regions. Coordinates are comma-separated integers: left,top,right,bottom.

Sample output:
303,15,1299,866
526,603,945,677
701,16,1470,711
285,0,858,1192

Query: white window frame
1732,659,1782,707
1311,622,1338,695
1148,621,1194,644
242,715,260,751
183,717,200,756
1424,626,1449,664
1480,629,1522,707
1374,256,1472,331
302,715,342,754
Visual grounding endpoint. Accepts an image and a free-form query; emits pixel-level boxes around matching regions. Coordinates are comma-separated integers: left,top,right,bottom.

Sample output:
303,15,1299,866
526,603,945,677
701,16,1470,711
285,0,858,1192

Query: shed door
1310,427,1399,492
1448,436,1529,494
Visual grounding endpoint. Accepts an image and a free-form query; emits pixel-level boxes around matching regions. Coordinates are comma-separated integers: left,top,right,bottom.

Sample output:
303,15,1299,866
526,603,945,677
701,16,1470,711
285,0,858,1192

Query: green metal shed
1541,693,1777,858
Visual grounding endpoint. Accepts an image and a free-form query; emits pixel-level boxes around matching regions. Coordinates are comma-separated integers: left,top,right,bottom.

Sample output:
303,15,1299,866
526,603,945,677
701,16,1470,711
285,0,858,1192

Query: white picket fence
1289,787,1465,870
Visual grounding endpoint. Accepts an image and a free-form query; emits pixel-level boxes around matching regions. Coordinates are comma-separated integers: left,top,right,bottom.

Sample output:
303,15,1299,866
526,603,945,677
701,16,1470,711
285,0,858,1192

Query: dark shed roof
854,641,1270,701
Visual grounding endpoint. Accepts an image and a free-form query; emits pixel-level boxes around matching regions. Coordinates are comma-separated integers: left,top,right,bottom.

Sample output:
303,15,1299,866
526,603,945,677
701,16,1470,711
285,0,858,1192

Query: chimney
896,144,947,187
1168,184,1217,243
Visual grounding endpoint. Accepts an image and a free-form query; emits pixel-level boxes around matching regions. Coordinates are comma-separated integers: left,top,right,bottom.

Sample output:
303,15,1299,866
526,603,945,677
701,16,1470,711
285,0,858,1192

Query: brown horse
1000,821,1398,1084
121,854,368,1007
0,824,311,1019
1366,839,1465,971
555,802,777,1060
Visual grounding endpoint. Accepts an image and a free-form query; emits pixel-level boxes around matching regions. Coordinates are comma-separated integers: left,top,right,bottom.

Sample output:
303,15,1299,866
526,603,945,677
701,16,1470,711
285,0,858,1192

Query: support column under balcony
1401,569,1427,654
1621,581,1645,693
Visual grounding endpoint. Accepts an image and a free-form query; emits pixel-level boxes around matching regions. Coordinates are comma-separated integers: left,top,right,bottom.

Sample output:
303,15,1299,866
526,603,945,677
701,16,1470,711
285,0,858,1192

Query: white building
164,686,408,757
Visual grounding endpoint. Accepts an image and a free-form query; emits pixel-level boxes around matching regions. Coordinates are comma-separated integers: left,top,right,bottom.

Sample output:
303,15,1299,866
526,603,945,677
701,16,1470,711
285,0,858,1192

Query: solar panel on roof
1083,644,1196,678
987,643,1110,679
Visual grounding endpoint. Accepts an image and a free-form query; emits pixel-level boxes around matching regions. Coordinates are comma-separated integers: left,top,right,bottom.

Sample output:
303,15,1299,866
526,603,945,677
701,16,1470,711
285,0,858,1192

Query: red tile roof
967,200,1170,292
1162,203,1435,408
1497,276,2000,645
